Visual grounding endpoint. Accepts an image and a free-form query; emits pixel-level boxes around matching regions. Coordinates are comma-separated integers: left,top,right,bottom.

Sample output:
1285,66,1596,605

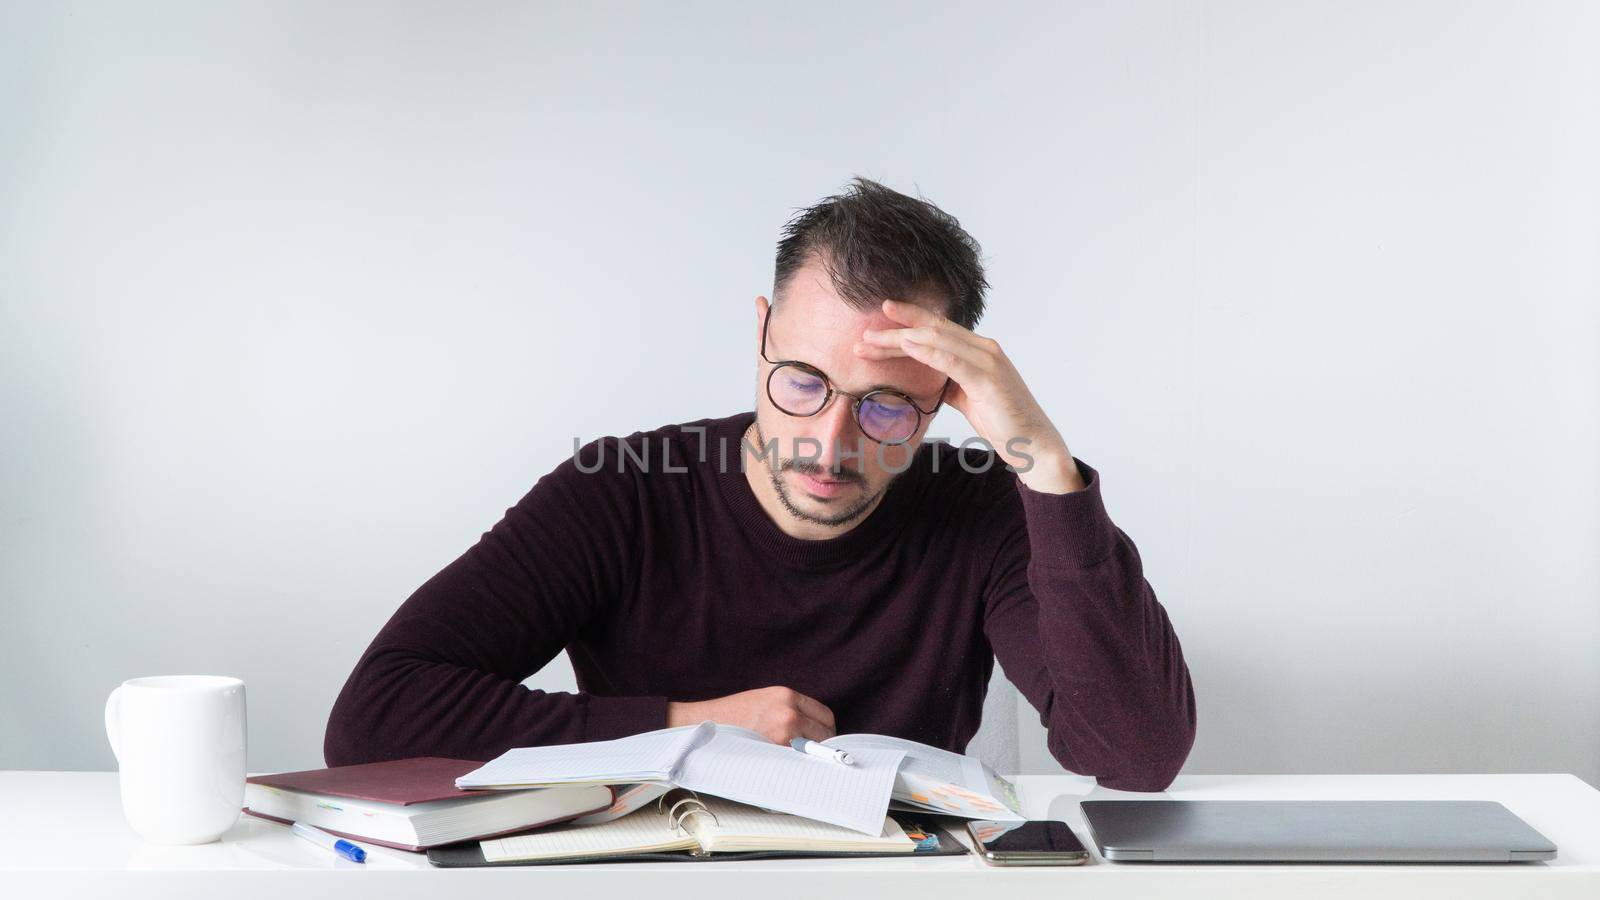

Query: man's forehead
771,301,946,400
778,294,899,335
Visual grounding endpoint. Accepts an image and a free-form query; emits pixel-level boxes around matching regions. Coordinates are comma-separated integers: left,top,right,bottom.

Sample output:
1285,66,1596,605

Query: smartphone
966,819,1090,866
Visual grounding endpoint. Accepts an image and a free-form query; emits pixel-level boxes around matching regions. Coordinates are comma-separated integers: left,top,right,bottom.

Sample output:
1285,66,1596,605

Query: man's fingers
795,714,836,743
762,713,833,745
897,335,987,386
853,340,909,360
857,330,986,381
861,325,991,372
880,298,948,330
792,692,836,729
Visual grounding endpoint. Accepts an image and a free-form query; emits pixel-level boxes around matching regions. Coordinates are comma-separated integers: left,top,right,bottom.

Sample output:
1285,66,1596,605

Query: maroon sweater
324,410,1197,791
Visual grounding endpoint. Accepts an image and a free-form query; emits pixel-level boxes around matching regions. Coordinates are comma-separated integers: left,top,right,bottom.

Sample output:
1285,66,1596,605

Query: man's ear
755,295,770,348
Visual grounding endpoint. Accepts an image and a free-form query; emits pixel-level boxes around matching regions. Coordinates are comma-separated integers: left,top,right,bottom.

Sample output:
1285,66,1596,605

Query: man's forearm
1014,460,1198,791
324,634,669,767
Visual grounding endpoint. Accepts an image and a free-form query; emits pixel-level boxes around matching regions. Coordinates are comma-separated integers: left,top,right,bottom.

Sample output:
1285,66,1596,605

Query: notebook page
694,796,908,844
479,809,692,862
824,733,1022,819
672,727,904,835
457,722,712,789
823,734,969,783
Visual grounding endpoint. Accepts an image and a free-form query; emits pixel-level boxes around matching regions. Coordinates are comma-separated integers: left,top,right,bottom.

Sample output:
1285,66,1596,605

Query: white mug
104,675,248,844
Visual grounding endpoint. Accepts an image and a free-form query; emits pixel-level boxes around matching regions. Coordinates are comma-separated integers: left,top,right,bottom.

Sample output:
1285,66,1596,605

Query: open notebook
822,733,1023,821
456,722,1023,836
481,792,914,862
456,721,905,835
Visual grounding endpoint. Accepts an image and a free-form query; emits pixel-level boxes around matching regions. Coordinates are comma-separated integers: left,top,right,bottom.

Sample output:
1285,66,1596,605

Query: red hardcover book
242,757,613,851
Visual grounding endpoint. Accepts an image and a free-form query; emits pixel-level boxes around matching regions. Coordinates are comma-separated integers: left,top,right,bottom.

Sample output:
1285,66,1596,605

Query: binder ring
656,787,702,815
667,797,719,834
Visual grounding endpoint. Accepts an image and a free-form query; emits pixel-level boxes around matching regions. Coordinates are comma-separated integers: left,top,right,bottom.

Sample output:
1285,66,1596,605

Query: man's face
751,258,949,529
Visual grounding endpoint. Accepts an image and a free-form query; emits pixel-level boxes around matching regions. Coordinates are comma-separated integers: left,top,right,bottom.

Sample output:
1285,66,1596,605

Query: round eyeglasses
759,305,949,446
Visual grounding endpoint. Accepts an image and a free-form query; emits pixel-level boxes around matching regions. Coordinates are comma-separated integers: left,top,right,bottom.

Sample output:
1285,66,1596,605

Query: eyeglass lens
767,364,920,444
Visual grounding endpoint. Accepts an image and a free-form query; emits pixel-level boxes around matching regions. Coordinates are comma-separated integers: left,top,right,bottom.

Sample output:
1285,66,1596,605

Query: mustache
781,458,865,484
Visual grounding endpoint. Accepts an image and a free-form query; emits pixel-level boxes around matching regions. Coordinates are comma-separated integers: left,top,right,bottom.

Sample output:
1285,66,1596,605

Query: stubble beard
751,419,892,528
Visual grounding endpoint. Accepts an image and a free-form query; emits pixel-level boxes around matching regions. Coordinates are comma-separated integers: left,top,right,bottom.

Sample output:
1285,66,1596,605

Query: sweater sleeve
981,457,1197,791
322,437,668,767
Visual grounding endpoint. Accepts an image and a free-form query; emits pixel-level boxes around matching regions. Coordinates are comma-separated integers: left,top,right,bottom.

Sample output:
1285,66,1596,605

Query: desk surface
4,771,1598,899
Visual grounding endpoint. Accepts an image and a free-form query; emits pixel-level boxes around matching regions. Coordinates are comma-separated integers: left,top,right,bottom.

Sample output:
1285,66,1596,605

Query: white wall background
3,1,1596,785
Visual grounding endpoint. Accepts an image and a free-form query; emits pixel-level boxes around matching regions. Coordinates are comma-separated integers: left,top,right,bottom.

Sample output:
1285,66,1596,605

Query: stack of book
241,756,612,851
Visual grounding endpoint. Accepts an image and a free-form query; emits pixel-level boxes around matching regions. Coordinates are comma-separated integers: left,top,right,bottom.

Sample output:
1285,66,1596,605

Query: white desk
4,771,1598,899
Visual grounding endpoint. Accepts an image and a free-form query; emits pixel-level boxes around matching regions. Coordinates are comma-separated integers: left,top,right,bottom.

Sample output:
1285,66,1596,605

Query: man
324,176,1197,791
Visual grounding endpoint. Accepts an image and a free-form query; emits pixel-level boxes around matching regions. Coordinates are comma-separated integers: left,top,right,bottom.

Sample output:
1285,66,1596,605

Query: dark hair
772,176,989,330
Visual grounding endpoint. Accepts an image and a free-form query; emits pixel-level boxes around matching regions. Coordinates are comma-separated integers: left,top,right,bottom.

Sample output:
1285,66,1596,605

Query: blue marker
292,821,367,863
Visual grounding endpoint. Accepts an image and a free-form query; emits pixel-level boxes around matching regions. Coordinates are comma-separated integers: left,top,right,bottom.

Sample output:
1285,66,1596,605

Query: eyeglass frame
758,304,951,446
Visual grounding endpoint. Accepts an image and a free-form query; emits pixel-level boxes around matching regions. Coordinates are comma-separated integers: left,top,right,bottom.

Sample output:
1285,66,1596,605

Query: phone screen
971,820,1087,854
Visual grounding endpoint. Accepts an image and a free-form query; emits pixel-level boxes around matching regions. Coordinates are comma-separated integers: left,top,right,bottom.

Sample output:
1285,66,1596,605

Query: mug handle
104,685,124,764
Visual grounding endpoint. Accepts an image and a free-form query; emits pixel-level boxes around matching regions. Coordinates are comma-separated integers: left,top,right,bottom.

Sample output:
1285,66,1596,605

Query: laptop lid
1080,800,1557,862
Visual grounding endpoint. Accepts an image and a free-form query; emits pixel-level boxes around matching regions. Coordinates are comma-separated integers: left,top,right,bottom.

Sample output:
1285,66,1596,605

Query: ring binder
655,787,703,818
653,789,718,858
668,797,719,834
654,790,720,831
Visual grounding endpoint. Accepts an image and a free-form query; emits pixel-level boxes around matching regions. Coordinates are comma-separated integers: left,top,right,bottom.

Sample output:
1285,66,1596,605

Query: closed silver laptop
1080,800,1557,862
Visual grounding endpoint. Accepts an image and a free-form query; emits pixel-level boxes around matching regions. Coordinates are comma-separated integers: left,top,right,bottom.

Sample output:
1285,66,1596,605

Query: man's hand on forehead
853,299,1086,494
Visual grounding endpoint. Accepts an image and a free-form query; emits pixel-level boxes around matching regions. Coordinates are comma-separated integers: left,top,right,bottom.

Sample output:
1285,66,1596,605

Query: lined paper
825,733,970,784
673,728,903,835
457,723,709,788
458,722,906,835
826,733,1022,819
693,796,909,846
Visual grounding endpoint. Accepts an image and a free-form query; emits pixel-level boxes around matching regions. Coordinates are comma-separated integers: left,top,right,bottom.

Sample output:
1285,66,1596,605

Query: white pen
791,737,855,766
291,821,368,863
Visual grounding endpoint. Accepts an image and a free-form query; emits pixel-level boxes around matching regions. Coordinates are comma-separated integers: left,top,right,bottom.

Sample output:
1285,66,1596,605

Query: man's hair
772,176,989,330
